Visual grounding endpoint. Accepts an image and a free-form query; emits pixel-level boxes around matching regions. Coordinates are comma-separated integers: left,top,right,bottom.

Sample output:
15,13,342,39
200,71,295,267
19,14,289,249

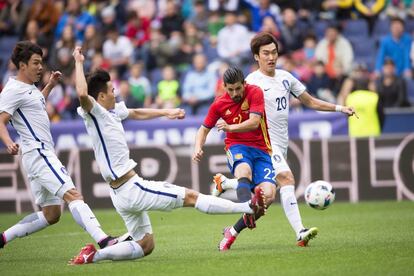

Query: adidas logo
225,109,231,115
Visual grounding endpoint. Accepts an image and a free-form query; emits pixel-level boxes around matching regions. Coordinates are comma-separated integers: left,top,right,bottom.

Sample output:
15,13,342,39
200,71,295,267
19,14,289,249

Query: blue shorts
226,144,276,189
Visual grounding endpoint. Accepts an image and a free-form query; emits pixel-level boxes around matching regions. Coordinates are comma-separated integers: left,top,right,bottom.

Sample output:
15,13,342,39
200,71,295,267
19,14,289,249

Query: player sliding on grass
0,41,120,252
193,67,275,251
212,33,357,248
69,47,266,265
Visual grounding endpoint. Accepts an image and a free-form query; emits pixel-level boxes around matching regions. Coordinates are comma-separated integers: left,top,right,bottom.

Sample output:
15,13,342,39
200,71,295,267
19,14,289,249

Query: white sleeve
77,97,106,119
114,101,129,120
0,89,23,115
287,72,306,98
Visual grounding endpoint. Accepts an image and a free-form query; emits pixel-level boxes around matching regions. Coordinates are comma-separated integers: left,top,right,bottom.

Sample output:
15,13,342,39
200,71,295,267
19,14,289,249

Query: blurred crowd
0,0,413,121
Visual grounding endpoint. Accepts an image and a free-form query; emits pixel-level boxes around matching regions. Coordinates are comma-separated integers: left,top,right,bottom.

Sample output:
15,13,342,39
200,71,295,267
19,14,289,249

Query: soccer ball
304,181,335,210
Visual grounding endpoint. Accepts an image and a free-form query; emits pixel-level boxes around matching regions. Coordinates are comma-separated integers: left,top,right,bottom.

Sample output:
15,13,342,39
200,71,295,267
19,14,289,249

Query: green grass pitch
1,201,413,275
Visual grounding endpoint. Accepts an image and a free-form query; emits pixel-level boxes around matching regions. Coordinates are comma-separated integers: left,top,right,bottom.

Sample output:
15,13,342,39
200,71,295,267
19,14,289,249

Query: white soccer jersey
245,70,306,152
0,77,54,154
77,99,137,182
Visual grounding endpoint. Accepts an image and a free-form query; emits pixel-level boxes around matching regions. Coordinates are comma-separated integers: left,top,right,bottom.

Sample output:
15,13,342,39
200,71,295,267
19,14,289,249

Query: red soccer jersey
203,83,271,153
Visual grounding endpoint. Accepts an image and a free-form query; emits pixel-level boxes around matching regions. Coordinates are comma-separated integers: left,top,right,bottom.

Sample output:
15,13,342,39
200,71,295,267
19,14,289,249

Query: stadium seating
343,19,369,41
405,78,414,104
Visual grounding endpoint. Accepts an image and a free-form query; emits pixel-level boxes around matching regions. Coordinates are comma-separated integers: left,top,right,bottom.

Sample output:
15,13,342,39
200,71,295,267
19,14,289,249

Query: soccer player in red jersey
193,67,276,251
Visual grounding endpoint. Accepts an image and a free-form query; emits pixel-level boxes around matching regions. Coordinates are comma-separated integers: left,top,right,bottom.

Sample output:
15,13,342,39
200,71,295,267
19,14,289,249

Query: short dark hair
250,32,279,56
390,16,405,26
86,70,111,99
11,41,43,69
223,67,244,85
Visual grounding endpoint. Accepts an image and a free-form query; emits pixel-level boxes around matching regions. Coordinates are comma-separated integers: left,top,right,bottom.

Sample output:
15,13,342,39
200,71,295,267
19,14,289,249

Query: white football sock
3,211,49,243
280,185,304,236
195,194,253,214
68,200,107,243
93,241,144,262
224,178,238,190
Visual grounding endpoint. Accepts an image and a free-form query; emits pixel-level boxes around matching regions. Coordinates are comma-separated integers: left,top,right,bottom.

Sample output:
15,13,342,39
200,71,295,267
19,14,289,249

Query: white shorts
22,149,75,207
271,145,291,176
110,174,186,241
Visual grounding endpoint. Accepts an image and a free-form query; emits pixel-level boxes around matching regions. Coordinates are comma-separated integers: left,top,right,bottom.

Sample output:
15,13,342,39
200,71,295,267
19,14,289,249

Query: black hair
11,41,43,69
86,69,111,99
250,32,279,56
223,67,244,85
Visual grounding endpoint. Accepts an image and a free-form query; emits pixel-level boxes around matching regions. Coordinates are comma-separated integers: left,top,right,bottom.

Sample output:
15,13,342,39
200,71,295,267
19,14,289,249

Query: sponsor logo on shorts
273,155,281,163
235,153,243,160
60,167,69,175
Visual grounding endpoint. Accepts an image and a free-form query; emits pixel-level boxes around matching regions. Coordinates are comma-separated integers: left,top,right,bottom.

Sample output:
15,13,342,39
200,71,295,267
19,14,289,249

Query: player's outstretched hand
342,106,359,119
73,46,85,63
48,71,62,87
166,108,185,119
192,147,203,162
6,142,19,155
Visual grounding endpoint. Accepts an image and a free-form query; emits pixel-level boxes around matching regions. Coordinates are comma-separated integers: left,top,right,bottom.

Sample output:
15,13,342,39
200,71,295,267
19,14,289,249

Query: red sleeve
248,85,264,115
203,101,220,128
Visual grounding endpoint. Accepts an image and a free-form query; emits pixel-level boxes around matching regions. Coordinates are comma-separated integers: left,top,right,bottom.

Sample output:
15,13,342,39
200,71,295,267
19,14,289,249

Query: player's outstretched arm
127,108,185,120
0,112,19,155
41,71,62,100
216,113,261,133
193,125,211,162
73,46,93,112
298,91,357,117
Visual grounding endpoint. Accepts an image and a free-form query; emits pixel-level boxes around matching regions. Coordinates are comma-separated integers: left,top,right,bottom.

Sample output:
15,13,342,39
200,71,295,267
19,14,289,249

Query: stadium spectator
320,0,353,20
124,11,151,51
243,0,282,32
54,0,95,42
180,21,204,64
376,58,411,107
215,61,230,97
315,23,354,78
374,17,412,78
279,8,306,54
156,65,180,108
102,26,133,77
259,15,281,40
291,34,318,82
189,0,209,34
127,0,156,20
207,10,225,38
296,0,324,24
28,0,60,42
208,0,240,13
384,0,414,19
217,11,252,66
81,24,103,70
182,53,216,115
160,0,184,38
0,0,30,37
99,5,118,34
354,0,386,35
346,77,384,137
127,62,152,108
307,60,337,104
23,20,51,60
50,25,76,76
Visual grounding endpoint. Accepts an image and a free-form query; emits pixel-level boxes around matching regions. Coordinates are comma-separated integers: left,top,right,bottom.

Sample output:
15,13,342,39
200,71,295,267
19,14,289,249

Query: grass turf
0,201,413,275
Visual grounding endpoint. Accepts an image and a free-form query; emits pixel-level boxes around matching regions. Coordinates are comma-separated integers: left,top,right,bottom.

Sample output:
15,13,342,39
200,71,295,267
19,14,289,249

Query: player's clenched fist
192,147,204,162
6,142,19,155
72,46,85,63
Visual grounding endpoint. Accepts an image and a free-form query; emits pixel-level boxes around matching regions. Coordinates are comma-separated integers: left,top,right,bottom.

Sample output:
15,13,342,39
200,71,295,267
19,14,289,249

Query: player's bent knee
277,172,295,186
138,234,155,256
42,206,61,225
183,188,199,207
63,188,84,203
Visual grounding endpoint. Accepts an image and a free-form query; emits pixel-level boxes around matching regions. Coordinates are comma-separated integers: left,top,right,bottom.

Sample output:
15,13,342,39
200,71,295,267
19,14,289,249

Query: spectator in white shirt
103,26,134,76
217,11,252,66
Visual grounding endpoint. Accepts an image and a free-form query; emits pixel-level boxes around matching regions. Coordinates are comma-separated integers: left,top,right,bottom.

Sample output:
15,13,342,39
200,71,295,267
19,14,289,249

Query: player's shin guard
195,194,252,214
68,200,107,243
280,185,304,236
236,178,252,202
93,241,144,262
2,211,49,244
